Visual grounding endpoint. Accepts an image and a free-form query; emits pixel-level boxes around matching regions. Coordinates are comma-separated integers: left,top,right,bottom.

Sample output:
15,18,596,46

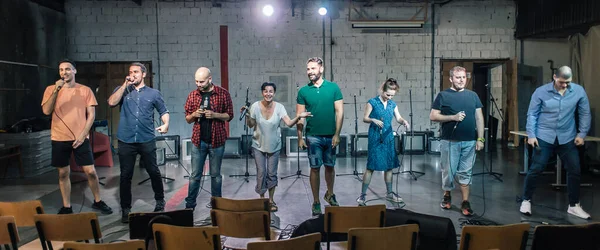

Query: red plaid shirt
184,85,234,148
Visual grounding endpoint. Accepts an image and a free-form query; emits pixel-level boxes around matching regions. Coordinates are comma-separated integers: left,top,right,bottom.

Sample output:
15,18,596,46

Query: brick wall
65,0,516,138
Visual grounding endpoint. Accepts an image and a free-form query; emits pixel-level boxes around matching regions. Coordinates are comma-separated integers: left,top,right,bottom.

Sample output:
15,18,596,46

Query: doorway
75,61,153,148
440,59,511,144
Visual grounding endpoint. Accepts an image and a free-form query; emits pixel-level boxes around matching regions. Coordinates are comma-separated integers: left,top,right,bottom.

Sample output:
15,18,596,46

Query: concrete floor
2,144,599,247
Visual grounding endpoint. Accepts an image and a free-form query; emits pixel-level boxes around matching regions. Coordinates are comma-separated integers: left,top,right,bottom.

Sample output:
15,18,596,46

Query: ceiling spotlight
318,7,327,16
262,4,274,16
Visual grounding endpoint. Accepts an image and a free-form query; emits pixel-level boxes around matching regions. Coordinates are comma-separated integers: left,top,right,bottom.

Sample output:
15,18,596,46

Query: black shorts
51,139,94,167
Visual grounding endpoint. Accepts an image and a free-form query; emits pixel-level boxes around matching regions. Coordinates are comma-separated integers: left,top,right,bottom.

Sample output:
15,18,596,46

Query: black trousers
118,140,164,209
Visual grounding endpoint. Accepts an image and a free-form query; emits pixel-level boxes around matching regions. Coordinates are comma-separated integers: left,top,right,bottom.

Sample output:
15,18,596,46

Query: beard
308,72,321,81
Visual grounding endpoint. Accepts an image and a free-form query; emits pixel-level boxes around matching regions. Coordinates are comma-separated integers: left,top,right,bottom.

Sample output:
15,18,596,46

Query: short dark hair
306,57,323,66
261,82,276,92
130,62,147,73
382,78,399,92
58,59,76,69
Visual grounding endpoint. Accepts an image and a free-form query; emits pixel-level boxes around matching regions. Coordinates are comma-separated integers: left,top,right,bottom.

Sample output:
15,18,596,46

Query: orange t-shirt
41,83,98,141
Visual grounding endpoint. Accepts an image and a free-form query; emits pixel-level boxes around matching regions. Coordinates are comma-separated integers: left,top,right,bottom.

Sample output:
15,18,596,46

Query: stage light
262,4,274,16
318,7,327,16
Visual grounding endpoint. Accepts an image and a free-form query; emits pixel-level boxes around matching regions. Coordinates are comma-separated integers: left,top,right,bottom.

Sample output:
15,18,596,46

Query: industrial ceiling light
318,7,327,16
351,21,424,29
262,4,274,16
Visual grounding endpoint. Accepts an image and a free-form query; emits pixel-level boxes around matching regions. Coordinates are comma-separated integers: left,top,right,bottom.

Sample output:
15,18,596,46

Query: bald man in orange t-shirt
41,59,113,215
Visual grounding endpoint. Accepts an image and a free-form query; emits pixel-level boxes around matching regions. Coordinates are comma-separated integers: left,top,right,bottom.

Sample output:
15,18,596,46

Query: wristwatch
477,137,485,143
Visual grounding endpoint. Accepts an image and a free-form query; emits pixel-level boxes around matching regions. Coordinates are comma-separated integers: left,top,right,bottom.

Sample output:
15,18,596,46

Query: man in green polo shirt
297,57,344,216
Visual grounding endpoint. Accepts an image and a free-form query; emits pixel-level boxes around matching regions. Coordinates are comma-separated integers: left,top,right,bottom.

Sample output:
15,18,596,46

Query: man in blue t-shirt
430,66,485,216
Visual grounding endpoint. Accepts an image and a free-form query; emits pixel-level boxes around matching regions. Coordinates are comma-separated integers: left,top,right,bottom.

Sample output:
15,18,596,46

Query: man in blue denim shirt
108,62,170,223
520,66,591,219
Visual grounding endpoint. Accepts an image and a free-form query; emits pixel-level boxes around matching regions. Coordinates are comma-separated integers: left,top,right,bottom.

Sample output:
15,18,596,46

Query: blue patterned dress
366,97,399,171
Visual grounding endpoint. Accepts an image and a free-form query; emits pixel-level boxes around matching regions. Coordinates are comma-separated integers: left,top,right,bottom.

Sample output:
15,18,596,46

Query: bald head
553,65,573,92
555,66,572,81
195,67,213,91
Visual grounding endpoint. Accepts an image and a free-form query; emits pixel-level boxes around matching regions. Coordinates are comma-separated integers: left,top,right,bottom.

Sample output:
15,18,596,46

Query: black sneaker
461,200,474,216
154,199,166,212
121,208,131,223
92,200,113,214
58,206,73,214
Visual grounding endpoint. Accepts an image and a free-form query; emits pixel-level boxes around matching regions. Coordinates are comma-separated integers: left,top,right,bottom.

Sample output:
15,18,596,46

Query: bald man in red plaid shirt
184,67,234,209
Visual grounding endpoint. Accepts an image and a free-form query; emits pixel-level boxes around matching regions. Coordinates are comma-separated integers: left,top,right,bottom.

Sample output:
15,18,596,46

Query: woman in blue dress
357,78,410,206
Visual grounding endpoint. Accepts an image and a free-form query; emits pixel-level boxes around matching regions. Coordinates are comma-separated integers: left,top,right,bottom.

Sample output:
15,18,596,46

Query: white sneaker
386,192,404,203
356,194,366,206
520,200,531,216
567,203,591,220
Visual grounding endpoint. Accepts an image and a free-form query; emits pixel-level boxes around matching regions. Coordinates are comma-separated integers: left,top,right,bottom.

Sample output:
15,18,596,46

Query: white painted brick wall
65,0,515,139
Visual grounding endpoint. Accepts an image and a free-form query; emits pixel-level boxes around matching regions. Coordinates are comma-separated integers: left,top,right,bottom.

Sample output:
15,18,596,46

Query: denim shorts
306,135,336,168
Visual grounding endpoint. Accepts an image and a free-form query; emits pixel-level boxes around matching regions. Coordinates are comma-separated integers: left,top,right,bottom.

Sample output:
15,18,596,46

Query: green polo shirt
297,79,343,136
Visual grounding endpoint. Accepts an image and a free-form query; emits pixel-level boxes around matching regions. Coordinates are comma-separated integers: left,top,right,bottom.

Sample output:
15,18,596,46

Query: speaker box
156,148,166,166
156,135,180,160
291,209,457,250
428,137,441,155
350,133,369,156
401,132,426,155
223,137,241,158
337,134,348,157
241,134,252,155
181,138,192,161
128,209,194,240
286,136,308,157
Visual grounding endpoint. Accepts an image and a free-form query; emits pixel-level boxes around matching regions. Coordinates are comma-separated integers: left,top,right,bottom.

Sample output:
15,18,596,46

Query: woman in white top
242,82,311,212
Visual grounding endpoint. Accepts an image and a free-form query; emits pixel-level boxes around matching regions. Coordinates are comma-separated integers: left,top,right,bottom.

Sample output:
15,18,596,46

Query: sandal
270,202,278,212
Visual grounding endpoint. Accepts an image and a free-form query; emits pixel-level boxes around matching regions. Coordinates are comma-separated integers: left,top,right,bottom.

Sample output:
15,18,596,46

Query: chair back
0,200,44,227
0,216,20,249
153,224,220,250
531,223,600,250
211,197,269,212
247,233,321,250
63,240,145,250
459,223,530,250
210,209,271,240
34,212,102,249
348,224,419,250
324,205,386,234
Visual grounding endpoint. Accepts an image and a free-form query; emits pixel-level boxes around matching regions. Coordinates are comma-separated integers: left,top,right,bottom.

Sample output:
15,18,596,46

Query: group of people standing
41,57,591,221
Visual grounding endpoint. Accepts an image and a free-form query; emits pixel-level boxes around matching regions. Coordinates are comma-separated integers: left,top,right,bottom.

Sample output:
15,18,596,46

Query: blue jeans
252,148,280,195
306,135,336,168
440,140,476,191
185,141,224,209
522,138,581,205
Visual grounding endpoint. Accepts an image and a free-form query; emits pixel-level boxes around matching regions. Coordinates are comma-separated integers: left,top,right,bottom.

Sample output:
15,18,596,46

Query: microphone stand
473,83,503,182
230,87,255,182
337,95,362,181
281,83,309,180
399,89,425,180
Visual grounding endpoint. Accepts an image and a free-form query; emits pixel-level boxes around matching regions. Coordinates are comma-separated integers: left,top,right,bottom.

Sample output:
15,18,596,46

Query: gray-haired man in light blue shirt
520,66,592,219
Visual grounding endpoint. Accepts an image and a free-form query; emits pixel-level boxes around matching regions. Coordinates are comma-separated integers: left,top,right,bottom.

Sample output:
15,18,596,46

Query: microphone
379,117,383,143
239,87,250,121
454,111,464,129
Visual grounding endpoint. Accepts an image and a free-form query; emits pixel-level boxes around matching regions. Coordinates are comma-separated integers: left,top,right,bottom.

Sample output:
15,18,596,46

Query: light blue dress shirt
526,82,591,145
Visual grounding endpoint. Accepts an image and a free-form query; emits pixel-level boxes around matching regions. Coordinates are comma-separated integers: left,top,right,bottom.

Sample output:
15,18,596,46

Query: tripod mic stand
473,84,503,182
337,95,362,181
399,89,425,180
230,87,255,183
281,82,309,180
